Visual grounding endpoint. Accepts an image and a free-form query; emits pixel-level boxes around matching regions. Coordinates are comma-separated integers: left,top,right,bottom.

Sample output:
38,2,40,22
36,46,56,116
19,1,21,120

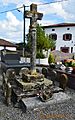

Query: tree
37,24,50,52
26,24,55,57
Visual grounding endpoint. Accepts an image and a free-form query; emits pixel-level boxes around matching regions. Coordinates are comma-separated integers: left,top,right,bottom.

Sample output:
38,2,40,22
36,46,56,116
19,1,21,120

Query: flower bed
64,59,75,73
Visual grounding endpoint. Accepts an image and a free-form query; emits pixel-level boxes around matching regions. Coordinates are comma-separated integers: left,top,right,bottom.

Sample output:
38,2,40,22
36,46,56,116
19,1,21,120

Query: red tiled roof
42,23,75,28
0,38,16,47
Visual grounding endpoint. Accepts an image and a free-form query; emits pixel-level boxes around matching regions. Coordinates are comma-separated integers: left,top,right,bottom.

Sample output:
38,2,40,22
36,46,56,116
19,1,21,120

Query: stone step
20,92,71,112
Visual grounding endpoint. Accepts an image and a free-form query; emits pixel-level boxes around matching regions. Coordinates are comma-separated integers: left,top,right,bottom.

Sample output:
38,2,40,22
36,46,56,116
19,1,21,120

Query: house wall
0,46,16,51
0,46,4,50
6,47,16,51
44,26,75,53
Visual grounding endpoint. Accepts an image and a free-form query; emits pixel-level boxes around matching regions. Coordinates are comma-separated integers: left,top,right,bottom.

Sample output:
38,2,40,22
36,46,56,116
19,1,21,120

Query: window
71,47,73,53
52,29,55,31
61,47,69,53
67,28,70,30
49,34,57,40
63,33,72,41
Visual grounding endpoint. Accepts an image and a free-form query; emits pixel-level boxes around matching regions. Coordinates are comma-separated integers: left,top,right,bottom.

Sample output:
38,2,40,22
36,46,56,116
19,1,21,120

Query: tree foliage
26,24,55,55
36,24,55,51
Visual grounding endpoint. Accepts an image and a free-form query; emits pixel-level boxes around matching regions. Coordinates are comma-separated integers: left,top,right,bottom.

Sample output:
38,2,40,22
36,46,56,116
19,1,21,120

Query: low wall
20,57,49,65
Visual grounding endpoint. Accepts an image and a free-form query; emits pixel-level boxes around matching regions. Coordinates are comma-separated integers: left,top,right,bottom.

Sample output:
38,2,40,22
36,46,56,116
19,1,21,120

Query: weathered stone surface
21,92,71,110
16,78,52,92
59,74,68,91
51,86,63,93
5,82,12,106
22,73,44,83
43,78,53,88
6,68,16,81
19,67,29,77
39,89,53,102
16,79,36,91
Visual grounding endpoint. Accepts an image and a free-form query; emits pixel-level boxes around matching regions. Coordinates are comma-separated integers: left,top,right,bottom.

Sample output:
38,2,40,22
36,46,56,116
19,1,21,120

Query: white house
42,23,75,53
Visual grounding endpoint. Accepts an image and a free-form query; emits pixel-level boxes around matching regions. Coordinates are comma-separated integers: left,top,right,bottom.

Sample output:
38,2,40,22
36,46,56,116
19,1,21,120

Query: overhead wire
0,0,68,14
0,6,24,14
37,0,68,6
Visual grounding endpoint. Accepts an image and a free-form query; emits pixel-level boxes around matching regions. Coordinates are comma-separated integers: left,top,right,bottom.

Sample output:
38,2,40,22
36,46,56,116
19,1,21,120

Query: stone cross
25,4,43,73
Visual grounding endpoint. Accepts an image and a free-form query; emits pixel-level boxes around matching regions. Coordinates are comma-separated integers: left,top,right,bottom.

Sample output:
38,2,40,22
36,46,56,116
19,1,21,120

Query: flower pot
65,67,73,73
72,67,75,73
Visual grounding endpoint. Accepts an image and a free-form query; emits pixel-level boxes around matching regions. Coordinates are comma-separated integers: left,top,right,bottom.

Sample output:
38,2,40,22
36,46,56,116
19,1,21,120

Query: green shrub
36,52,45,58
72,62,75,67
48,53,55,64
42,67,47,78
65,61,75,67
65,61,72,67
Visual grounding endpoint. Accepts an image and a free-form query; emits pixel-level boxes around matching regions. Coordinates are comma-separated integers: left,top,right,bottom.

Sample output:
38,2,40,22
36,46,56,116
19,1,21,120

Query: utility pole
23,4,25,57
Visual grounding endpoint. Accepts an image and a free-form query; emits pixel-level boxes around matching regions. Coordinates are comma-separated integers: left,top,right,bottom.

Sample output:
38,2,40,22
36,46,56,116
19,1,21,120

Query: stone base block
22,73,44,83
20,92,71,111
16,78,53,91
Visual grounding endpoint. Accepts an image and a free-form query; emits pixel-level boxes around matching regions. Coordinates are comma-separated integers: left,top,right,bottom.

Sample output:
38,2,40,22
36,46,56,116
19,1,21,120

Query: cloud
0,12,23,43
2,0,21,5
38,19,57,26
2,0,75,23
38,0,75,22
50,0,75,22
1,0,75,43
2,0,44,6
61,0,75,21
6,12,19,26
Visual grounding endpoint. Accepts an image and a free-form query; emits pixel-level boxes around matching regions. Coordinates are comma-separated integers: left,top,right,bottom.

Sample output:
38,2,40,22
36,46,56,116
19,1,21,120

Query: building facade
0,38,16,51
43,23,75,53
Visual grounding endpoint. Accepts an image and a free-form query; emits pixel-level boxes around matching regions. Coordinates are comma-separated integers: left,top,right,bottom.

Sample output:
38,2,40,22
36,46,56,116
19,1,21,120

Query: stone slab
21,92,71,110
51,86,63,93
16,78,53,91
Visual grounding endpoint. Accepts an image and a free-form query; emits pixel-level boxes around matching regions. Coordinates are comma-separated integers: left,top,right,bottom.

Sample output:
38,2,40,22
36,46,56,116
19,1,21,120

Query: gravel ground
0,73,75,120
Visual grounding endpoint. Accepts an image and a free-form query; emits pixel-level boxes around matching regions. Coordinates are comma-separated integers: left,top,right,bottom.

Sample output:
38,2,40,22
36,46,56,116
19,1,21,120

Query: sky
0,0,75,43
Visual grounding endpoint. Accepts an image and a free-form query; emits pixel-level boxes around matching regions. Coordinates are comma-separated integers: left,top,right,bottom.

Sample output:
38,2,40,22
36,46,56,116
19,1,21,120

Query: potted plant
48,53,55,68
64,60,73,73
